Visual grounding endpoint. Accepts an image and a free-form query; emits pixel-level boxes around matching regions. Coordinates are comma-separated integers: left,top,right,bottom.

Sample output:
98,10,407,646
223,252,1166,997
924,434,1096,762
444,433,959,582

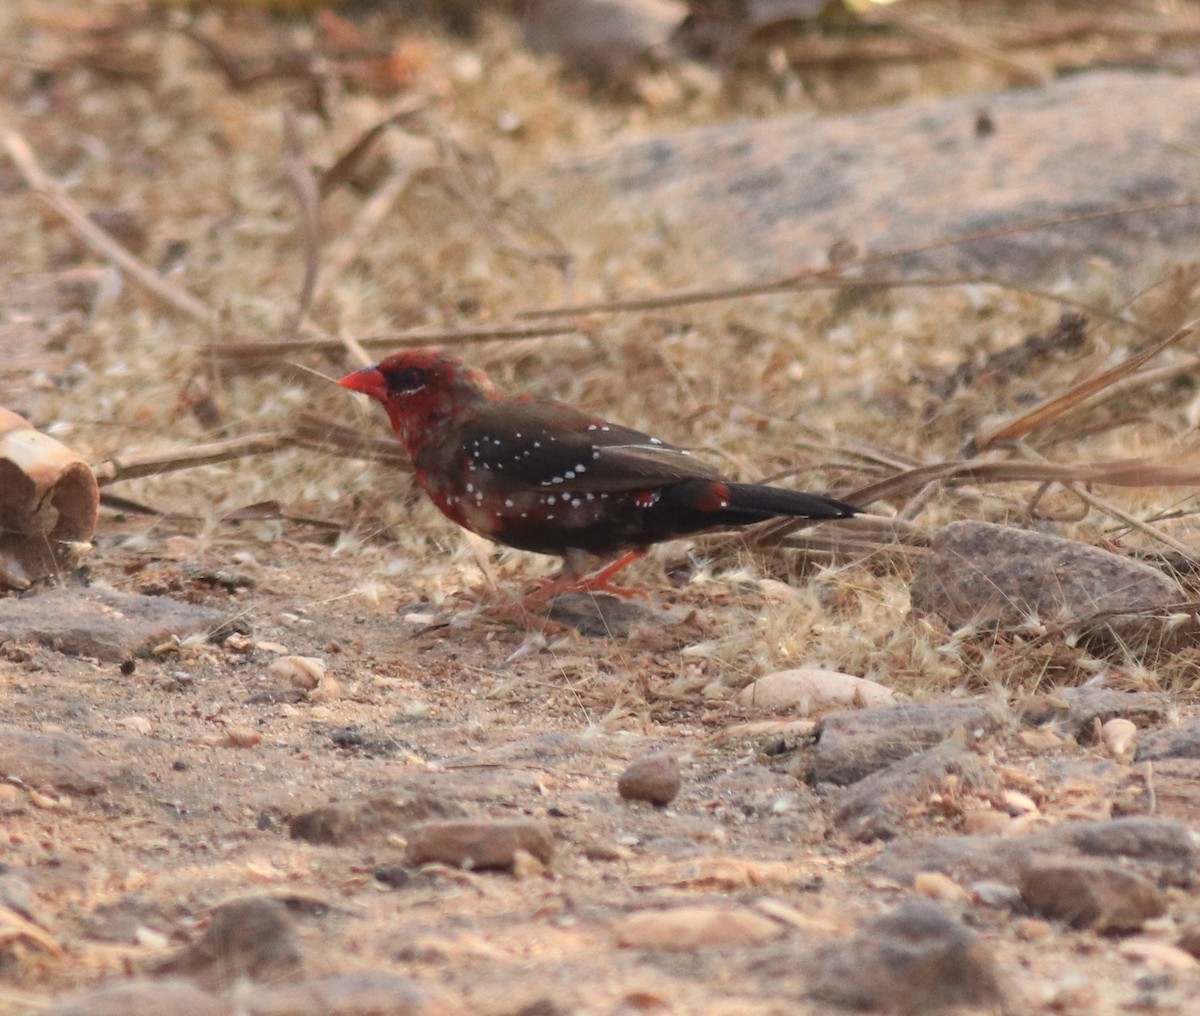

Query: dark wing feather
459,400,721,493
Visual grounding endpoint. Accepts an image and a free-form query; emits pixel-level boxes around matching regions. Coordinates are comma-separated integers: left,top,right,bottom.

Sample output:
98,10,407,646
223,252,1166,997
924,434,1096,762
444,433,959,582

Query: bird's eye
383,366,428,394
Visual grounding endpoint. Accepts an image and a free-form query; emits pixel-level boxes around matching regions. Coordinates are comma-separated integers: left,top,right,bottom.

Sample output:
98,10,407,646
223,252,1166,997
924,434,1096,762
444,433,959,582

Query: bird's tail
656,480,859,533
723,482,859,521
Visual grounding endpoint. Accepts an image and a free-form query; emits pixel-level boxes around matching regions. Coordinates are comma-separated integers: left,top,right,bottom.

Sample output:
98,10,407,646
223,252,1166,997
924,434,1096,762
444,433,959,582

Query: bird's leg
521,549,651,610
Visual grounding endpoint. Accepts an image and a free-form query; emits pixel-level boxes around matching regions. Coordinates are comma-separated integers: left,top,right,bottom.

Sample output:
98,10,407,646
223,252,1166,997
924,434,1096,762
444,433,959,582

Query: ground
4,2,1200,1014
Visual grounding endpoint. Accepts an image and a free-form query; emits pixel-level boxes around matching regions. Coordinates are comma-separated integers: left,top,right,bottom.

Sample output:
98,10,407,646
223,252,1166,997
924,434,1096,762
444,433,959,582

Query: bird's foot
521,550,652,611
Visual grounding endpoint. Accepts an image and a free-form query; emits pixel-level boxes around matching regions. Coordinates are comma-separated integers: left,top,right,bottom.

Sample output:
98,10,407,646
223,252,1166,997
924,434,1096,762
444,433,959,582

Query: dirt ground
6,2,1200,1014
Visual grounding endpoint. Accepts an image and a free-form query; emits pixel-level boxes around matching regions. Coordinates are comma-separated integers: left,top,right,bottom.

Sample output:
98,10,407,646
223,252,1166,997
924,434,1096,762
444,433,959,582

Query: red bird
339,350,859,601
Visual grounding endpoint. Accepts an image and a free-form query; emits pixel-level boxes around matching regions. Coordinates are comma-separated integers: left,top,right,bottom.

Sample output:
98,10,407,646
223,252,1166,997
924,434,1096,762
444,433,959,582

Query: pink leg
522,550,651,611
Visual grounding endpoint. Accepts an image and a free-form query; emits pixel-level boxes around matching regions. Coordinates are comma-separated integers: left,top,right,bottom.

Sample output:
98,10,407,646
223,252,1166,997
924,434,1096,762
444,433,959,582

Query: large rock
805,902,1005,1013
541,72,1200,284
0,586,231,662
807,698,1005,786
910,521,1184,649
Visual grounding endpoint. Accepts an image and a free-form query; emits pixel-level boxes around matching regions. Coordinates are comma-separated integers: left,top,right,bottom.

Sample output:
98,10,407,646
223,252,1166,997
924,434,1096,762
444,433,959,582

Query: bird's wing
458,400,722,493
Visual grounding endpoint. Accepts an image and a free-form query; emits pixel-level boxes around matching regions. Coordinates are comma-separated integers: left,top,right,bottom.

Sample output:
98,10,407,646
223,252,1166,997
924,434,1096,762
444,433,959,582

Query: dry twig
0,124,215,327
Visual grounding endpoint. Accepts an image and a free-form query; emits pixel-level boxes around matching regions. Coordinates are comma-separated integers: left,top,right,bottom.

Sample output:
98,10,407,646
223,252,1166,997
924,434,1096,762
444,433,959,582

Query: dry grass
4,0,1200,701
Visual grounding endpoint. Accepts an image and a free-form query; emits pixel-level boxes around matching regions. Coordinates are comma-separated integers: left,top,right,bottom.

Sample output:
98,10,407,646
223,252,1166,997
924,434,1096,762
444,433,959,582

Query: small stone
914,871,971,904
806,901,1004,1013
962,810,1011,835
736,668,894,713
269,655,325,690
617,752,681,807
614,906,783,951
406,819,554,871
212,728,262,749
513,848,546,880
1177,917,1200,958
1118,938,1199,970
1015,918,1054,941
1102,718,1138,762
971,881,1022,909
1019,858,1166,932
117,716,152,735
151,898,301,990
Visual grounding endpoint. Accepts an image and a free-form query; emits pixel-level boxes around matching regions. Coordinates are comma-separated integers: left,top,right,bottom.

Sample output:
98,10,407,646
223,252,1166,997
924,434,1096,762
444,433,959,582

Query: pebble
1019,858,1166,932
406,819,554,871
735,668,894,713
1118,938,1199,970
613,906,783,951
269,655,326,690
962,810,1011,836
617,752,681,807
914,871,971,904
1102,718,1138,762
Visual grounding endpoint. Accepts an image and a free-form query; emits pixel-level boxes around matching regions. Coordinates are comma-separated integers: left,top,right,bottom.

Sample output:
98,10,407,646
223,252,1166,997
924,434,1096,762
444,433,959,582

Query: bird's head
339,349,496,453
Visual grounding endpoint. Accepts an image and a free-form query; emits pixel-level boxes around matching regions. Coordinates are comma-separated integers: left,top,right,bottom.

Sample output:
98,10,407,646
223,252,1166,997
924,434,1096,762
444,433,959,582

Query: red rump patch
693,481,731,512
634,490,661,509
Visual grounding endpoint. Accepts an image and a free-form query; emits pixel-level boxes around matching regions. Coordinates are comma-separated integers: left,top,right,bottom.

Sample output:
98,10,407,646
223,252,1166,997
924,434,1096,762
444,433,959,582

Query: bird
338,349,859,605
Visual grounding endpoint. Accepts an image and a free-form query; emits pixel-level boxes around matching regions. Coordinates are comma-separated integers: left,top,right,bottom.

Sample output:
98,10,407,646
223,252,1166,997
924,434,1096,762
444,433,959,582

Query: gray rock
406,819,554,870
40,979,223,1016
868,817,1197,889
0,725,117,794
522,0,684,84
0,586,231,662
152,898,301,990
911,521,1181,632
546,592,676,637
618,751,682,806
541,72,1200,285
807,698,1005,786
1015,687,1171,738
1137,720,1200,762
833,742,1000,842
1019,857,1165,932
239,973,430,1015
806,901,1005,1014
288,793,462,846
911,521,1191,655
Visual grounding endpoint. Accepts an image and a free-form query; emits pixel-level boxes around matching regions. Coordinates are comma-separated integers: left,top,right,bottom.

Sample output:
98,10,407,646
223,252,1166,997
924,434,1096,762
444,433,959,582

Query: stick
0,124,215,327
92,433,287,486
